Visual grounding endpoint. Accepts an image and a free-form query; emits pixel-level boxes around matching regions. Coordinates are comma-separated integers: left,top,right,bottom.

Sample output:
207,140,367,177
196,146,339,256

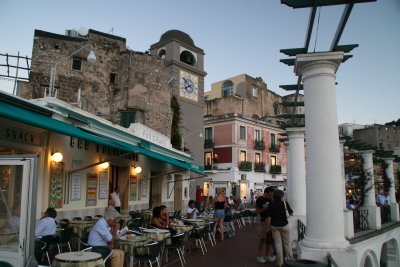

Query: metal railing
380,206,391,224
354,207,369,232
297,219,307,241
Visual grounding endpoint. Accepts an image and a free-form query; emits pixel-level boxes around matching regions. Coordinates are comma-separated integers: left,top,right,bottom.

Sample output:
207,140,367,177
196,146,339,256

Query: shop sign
130,174,137,200
1,127,41,146
86,173,98,206
130,123,170,148
70,160,82,201
49,161,64,208
98,171,108,199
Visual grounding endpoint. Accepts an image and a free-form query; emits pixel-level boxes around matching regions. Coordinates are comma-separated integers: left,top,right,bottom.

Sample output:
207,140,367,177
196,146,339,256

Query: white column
340,139,354,239
383,157,400,221
360,150,381,229
286,127,306,216
295,52,349,254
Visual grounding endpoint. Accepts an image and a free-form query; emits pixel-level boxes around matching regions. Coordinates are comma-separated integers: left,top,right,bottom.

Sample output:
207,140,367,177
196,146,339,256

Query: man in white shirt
110,186,121,213
88,211,125,267
34,207,57,238
186,200,199,219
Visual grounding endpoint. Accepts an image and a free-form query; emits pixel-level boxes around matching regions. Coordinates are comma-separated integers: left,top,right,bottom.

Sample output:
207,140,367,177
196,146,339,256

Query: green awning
0,100,204,176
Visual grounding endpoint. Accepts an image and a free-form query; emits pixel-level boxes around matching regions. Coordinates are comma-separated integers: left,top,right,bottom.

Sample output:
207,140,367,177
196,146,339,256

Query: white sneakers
256,256,267,264
256,255,276,264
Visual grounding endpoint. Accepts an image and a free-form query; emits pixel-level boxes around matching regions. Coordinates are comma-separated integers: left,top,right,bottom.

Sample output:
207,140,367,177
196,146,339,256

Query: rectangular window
71,58,82,71
240,151,247,162
270,155,277,166
271,133,276,146
252,86,258,97
110,73,117,84
240,126,246,140
255,130,261,141
120,110,136,128
205,127,212,140
255,153,261,163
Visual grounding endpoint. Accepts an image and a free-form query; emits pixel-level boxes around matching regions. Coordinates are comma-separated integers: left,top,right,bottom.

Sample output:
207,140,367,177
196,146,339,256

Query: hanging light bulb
134,166,142,174
100,162,109,169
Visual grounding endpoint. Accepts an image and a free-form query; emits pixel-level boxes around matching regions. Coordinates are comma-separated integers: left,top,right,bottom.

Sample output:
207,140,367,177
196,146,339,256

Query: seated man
88,211,125,267
34,207,57,239
186,200,199,219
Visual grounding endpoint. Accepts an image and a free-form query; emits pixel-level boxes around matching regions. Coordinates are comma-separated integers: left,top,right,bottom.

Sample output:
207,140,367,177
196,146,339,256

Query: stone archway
380,238,399,267
360,249,378,267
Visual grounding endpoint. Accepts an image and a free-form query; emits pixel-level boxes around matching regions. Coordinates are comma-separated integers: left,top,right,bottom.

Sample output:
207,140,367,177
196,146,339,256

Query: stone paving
164,222,276,267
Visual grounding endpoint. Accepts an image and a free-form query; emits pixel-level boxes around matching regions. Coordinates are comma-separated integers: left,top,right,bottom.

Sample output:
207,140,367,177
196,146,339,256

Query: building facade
353,124,400,152
198,74,287,201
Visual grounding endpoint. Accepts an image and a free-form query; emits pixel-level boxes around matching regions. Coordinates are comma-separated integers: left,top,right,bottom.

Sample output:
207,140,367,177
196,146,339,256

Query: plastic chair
189,226,207,255
92,246,113,267
34,239,50,266
164,233,186,267
134,241,163,267
57,241,72,253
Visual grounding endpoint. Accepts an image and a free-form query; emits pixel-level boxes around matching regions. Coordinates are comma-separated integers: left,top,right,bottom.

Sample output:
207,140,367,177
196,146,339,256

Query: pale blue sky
0,0,399,124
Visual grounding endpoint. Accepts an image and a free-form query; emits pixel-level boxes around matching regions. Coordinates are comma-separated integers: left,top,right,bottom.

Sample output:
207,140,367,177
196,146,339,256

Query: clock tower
150,30,206,167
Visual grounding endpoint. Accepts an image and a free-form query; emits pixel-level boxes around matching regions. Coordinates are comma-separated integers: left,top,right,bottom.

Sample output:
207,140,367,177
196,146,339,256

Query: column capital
286,127,305,138
382,157,395,163
295,51,344,77
358,150,375,155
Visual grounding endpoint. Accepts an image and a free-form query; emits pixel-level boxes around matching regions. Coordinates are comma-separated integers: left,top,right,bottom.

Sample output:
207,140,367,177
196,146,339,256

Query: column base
299,243,351,263
391,203,400,222
365,205,381,230
344,209,354,239
301,236,349,250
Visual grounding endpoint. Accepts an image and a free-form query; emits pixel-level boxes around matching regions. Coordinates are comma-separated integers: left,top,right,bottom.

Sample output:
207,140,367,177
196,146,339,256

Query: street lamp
48,43,96,97
181,129,203,151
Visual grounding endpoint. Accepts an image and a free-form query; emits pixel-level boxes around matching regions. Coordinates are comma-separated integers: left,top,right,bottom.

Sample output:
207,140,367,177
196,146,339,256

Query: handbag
283,201,291,218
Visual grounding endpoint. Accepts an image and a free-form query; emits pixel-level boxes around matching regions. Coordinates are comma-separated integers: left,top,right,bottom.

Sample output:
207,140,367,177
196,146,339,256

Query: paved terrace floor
163,222,276,267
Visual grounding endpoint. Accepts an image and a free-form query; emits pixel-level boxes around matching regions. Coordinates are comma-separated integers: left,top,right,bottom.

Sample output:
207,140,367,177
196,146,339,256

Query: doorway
0,155,38,266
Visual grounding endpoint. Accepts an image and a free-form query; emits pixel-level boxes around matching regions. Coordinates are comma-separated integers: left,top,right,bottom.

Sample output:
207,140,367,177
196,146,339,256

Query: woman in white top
186,200,199,219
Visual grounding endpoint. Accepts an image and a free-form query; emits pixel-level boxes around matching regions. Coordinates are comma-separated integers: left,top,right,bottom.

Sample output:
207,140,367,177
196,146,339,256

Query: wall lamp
132,165,142,174
100,162,109,169
51,152,63,163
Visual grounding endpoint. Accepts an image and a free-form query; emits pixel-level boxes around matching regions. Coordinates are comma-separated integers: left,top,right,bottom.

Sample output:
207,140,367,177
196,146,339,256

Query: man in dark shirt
255,187,276,263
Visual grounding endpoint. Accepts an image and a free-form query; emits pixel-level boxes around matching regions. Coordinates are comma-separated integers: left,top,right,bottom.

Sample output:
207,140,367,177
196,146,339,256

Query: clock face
180,70,198,102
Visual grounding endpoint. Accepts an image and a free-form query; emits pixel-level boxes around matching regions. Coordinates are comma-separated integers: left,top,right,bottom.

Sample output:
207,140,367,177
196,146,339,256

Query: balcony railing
254,162,266,172
204,139,214,148
380,206,391,224
297,219,307,241
254,139,265,150
204,164,212,170
269,144,280,153
270,165,281,174
353,207,369,232
239,161,252,171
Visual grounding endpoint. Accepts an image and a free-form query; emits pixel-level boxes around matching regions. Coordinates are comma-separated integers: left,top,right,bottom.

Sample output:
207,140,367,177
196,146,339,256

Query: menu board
70,160,82,201
49,161,64,208
98,171,108,199
86,173,98,207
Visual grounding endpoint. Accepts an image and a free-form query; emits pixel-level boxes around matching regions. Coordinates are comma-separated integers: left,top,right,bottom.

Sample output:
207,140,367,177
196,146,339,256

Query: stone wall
28,29,173,137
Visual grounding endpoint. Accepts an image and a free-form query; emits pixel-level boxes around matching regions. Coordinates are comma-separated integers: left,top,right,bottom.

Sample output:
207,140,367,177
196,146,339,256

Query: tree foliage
170,96,182,149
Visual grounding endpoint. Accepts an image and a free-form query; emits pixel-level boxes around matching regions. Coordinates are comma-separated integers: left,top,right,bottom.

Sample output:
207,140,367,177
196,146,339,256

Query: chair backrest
84,216,93,221
92,246,113,263
73,217,82,221
57,242,72,253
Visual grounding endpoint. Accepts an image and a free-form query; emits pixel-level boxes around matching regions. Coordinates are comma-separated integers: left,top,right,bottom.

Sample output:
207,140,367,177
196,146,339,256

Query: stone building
26,29,173,137
353,124,400,152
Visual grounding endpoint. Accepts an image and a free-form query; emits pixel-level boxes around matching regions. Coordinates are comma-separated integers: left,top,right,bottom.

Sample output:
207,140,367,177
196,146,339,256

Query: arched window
180,51,196,66
222,81,233,97
158,49,166,59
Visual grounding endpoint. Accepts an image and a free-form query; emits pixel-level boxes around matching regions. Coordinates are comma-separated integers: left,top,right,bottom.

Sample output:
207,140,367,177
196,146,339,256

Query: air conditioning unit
241,174,247,180
65,29,78,37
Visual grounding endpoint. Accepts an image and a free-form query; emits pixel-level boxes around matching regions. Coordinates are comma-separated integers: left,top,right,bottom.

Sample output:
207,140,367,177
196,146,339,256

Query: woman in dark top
213,191,226,241
266,190,294,267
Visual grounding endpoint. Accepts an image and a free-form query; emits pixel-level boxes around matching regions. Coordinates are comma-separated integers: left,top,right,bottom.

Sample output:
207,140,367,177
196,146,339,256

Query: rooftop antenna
107,28,114,34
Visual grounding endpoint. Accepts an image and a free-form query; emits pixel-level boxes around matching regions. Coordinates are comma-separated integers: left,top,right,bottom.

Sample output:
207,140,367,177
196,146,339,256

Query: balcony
269,144,280,153
204,139,214,148
270,165,281,174
204,164,212,171
254,139,265,150
239,161,252,171
254,162,266,172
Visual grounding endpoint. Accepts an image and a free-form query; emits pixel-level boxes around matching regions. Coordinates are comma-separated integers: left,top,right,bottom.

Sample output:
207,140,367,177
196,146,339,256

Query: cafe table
116,235,150,267
169,223,193,234
69,220,93,238
183,218,205,227
142,228,170,242
53,251,103,267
